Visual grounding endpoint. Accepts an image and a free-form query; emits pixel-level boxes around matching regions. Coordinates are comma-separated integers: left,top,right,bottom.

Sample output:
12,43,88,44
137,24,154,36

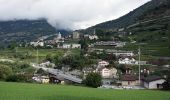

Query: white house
118,58,136,65
100,67,117,78
142,76,166,89
30,41,44,47
72,44,81,48
89,35,98,40
62,44,71,49
98,61,109,67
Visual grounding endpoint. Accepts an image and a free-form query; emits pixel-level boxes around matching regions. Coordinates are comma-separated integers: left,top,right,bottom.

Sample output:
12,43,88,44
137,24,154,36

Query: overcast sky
0,0,150,30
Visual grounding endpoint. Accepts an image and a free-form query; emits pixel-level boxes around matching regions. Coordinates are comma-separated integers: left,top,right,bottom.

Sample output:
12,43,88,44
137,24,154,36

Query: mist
0,0,150,30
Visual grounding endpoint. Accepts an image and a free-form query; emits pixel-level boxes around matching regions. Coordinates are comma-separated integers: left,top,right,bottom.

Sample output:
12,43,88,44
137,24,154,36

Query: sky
0,0,150,30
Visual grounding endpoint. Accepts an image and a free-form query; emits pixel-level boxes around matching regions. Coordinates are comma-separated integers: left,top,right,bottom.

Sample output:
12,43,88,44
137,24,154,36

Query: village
1,0,170,100
28,30,169,90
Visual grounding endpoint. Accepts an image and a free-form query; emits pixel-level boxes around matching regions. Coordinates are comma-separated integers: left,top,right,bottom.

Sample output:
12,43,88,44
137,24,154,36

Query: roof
121,74,137,81
143,75,164,83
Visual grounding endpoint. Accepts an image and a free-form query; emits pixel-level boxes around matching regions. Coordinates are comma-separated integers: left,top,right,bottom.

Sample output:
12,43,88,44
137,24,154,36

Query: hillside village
0,0,170,92
17,28,168,90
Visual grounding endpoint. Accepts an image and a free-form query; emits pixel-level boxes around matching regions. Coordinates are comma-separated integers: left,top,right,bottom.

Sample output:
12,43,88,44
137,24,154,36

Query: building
105,50,134,57
57,32,62,39
114,51,134,57
62,44,71,49
89,35,98,40
72,44,81,48
30,41,44,47
32,76,49,84
142,75,165,89
100,67,117,79
121,74,138,86
72,31,80,39
98,61,109,67
118,58,136,65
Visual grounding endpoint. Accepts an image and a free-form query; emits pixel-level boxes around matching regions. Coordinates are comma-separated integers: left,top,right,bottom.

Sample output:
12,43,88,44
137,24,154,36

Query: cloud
0,0,150,30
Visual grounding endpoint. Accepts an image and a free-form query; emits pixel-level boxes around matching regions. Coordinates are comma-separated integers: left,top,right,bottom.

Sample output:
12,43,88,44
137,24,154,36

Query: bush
0,65,12,80
84,72,102,88
6,73,33,82
162,81,170,90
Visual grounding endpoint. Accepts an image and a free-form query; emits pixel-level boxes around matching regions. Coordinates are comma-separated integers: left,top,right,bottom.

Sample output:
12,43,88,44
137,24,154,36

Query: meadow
0,47,81,63
0,82,170,100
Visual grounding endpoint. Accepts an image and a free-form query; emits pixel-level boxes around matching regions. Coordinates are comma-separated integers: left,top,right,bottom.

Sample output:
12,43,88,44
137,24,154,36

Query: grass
0,82,170,100
0,47,68,63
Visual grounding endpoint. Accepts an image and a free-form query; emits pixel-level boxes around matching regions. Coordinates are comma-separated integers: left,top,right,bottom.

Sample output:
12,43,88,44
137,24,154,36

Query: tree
79,39,89,54
8,41,17,50
162,81,170,90
0,65,13,80
53,54,60,65
46,54,53,62
84,72,102,88
162,71,170,90
117,64,126,74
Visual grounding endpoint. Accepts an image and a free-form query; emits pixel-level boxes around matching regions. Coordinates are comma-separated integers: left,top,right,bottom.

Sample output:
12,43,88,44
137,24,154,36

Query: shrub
6,73,33,82
0,65,12,80
84,72,102,88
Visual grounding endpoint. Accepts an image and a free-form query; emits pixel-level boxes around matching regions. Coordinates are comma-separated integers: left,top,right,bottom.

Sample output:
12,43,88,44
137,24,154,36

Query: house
62,44,71,49
118,58,136,65
100,67,117,79
32,76,49,84
89,35,98,40
72,44,81,48
98,61,109,67
121,74,138,86
118,58,147,65
30,41,44,47
142,75,166,89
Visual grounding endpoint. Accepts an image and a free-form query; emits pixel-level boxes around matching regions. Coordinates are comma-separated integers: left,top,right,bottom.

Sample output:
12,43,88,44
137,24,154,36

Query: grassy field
0,48,81,63
0,82,170,100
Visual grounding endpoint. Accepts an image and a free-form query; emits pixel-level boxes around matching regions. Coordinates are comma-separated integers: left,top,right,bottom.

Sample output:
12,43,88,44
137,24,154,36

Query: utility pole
36,48,39,64
138,47,141,85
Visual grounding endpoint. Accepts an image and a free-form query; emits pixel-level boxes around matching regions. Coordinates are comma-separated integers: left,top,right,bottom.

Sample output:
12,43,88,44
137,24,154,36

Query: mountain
83,0,170,57
86,0,170,31
0,19,57,46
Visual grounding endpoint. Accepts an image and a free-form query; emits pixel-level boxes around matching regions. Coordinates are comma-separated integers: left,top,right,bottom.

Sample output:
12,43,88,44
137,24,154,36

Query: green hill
0,19,57,46
86,0,170,30
82,0,170,57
